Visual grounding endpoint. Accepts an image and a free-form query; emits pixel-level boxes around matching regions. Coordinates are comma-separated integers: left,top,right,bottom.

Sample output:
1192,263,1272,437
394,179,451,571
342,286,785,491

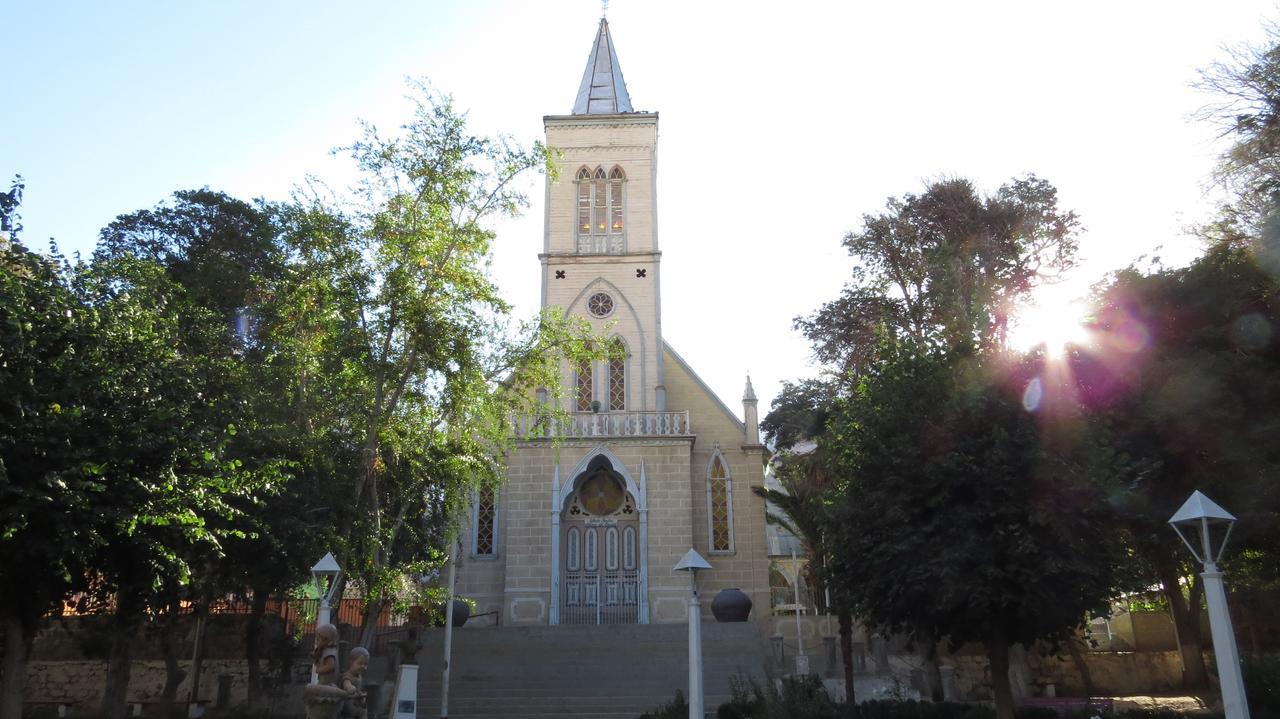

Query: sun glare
1009,293,1092,358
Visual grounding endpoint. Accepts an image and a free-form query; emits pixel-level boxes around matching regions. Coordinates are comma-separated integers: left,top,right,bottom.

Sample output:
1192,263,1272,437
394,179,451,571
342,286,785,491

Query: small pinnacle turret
743,375,761,447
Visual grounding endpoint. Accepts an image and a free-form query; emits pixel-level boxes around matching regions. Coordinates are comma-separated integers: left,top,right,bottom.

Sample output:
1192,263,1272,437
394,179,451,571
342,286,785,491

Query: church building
455,17,771,628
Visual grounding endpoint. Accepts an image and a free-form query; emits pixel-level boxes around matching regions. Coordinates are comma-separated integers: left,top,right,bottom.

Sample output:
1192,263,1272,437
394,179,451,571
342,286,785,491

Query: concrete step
405,622,766,718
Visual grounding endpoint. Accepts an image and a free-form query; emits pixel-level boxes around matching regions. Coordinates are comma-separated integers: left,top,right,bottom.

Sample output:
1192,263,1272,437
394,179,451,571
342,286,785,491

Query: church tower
542,17,665,413
455,16,769,633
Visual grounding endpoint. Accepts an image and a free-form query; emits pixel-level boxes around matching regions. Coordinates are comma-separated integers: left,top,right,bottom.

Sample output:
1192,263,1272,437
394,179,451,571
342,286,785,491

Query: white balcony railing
511,410,692,439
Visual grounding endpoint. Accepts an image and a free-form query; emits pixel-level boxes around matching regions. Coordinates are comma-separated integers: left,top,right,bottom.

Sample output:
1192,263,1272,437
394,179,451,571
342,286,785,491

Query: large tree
0,208,99,718
1078,240,1280,689
270,84,602,645
827,347,1124,719
790,175,1091,719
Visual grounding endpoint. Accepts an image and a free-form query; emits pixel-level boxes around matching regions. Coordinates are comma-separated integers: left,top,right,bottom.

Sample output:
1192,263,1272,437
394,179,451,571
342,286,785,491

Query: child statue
340,646,370,719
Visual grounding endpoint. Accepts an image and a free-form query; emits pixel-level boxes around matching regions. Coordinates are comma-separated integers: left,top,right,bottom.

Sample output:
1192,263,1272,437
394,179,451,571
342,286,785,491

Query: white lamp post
1169,491,1250,719
674,548,712,719
310,552,343,627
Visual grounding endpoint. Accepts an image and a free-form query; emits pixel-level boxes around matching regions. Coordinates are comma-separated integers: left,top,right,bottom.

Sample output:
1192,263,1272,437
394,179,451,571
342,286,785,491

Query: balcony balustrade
511,410,692,439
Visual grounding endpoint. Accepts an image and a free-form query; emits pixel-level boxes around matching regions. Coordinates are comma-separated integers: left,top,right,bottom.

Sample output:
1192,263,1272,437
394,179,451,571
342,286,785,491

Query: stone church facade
454,17,771,628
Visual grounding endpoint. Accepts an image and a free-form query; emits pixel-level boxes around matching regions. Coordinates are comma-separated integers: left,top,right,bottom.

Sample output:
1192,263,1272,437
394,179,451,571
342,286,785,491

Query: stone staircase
407,622,768,719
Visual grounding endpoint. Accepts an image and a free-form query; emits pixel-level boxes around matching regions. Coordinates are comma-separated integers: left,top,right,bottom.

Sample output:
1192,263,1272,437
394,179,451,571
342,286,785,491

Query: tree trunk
838,609,855,715
158,603,186,719
101,596,139,719
922,640,944,701
987,638,1015,719
245,589,269,710
186,602,208,708
1160,564,1209,690
1,610,30,719
358,594,386,649
1065,635,1094,696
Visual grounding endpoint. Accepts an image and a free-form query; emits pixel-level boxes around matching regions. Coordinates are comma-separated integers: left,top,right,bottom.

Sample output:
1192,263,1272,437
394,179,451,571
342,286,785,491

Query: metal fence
561,571,640,625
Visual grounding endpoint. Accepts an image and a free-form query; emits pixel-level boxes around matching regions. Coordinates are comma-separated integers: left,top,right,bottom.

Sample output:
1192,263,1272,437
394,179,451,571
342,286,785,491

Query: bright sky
4,1,1274,419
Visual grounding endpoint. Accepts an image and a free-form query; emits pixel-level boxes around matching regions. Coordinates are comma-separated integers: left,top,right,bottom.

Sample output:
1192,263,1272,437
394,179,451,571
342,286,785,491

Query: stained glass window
575,350,593,412
474,487,496,557
709,456,732,552
608,339,626,411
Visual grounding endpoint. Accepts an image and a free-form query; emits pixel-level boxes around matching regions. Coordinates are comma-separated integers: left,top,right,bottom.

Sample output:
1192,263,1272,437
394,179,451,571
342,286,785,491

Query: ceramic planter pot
711,587,752,622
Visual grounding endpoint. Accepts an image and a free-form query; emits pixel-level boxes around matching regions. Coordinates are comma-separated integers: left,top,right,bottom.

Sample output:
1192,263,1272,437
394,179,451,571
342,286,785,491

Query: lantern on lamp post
674,548,712,719
310,552,343,627
1169,491,1250,719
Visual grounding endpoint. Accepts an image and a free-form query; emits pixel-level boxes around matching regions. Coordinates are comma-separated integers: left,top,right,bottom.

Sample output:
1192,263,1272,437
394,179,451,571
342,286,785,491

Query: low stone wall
948,649,1196,699
23,659,294,711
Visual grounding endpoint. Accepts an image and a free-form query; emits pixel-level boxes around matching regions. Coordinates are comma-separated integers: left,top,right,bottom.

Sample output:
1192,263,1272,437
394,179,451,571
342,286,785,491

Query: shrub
639,689,689,719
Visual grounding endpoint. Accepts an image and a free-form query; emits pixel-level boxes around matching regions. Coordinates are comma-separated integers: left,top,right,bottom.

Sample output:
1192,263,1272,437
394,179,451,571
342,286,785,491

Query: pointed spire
743,374,757,402
573,18,634,115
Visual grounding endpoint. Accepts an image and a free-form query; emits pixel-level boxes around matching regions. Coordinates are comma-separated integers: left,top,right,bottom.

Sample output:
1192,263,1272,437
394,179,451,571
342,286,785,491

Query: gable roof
663,341,745,432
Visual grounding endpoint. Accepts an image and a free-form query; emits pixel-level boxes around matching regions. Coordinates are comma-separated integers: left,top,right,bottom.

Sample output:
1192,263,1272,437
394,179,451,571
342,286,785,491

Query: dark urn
711,588,752,622
432,600,470,627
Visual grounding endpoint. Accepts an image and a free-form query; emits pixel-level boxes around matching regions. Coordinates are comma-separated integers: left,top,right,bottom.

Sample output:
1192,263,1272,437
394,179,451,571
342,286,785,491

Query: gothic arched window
574,165,626,254
473,486,497,557
576,167,592,236
609,166,625,234
608,337,627,411
707,453,734,553
575,344,594,412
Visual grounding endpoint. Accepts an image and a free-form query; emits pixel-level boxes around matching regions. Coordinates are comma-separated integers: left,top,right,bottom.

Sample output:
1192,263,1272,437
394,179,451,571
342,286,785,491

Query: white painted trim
638,460,650,623
561,445,641,511
549,464,561,625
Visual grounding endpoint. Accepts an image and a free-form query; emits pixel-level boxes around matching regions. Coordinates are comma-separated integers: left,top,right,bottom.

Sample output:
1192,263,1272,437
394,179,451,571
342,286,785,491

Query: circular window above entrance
587,292,615,318
578,470,625,515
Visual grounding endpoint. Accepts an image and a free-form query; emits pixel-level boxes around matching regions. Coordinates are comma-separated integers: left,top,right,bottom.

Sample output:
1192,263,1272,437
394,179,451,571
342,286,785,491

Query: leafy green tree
788,176,1088,719
0,228,97,719
827,348,1123,719
271,83,601,645
93,189,315,712
1078,240,1280,689
756,379,861,712
797,176,1079,375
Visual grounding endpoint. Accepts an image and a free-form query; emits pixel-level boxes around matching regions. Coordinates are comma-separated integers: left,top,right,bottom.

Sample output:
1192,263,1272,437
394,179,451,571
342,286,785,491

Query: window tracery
473,486,497,557
575,165,625,254
707,454,734,552
608,337,626,411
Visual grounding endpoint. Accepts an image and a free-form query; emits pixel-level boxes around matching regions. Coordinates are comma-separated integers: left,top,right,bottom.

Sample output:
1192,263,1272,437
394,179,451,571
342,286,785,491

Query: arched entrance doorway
560,455,641,624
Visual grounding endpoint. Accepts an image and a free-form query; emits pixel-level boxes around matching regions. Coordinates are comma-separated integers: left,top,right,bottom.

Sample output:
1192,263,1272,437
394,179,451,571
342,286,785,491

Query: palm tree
753,438,857,714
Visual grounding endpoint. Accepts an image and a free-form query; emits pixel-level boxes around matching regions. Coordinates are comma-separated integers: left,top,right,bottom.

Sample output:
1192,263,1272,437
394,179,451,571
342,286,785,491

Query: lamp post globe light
1169,491,1250,719
674,548,712,719
310,552,343,627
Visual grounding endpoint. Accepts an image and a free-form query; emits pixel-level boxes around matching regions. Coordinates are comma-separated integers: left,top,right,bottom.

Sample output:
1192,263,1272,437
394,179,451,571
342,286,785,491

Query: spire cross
602,0,608,18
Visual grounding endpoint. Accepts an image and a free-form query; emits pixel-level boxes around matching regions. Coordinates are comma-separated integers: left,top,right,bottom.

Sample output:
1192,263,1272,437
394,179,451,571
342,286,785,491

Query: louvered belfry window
709,456,732,552
577,168,592,235
574,165,625,253
609,166,625,232
475,487,497,557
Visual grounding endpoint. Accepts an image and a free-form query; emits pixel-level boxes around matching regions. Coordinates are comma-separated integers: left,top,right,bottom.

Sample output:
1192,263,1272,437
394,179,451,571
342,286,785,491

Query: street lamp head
673,548,712,574
1169,491,1237,567
310,552,343,603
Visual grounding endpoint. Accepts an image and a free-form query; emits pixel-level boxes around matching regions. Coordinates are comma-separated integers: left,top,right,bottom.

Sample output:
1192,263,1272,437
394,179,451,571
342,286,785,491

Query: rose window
587,292,615,318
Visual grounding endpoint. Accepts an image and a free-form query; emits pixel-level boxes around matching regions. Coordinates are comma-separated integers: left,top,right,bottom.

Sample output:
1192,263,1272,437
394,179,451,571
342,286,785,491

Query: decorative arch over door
550,447,649,624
